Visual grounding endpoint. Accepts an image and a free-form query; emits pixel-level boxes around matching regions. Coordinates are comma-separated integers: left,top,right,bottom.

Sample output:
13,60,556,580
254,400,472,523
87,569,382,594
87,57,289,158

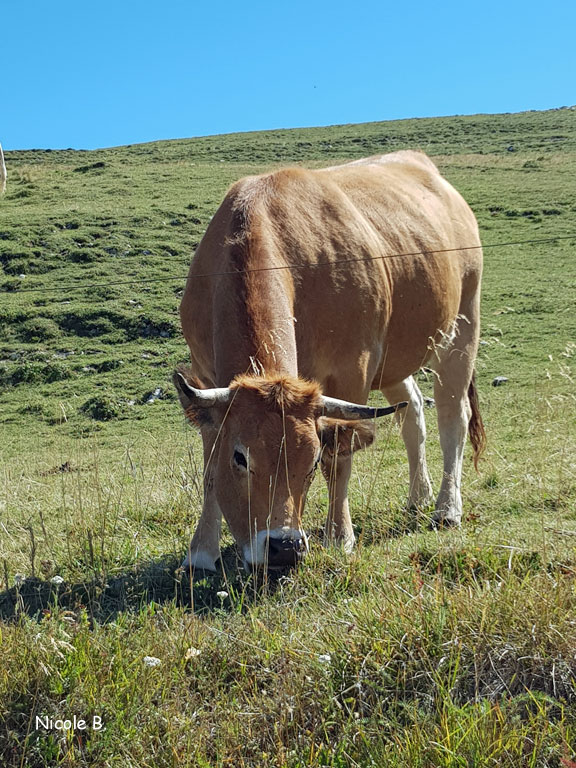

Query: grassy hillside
0,108,575,766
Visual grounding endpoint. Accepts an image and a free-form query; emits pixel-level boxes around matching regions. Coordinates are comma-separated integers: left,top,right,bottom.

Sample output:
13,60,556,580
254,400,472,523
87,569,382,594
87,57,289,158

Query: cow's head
174,370,404,569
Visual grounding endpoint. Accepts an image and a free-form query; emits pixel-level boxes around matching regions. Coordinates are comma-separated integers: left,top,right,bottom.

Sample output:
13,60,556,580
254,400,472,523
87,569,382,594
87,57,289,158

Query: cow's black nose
267,535,306,568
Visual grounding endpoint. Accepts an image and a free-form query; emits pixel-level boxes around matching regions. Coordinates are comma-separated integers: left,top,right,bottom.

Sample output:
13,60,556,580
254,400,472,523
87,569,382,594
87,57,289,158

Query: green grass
1,107,576,766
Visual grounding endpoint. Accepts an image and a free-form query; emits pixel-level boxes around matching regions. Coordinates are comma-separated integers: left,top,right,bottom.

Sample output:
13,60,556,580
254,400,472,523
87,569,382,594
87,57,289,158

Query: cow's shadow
0,546,288,624
0,518,428,623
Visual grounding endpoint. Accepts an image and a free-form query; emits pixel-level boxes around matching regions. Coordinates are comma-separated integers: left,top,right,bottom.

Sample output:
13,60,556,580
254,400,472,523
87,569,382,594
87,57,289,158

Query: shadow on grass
0,515,440,624
349,506,435,546
0,545,289,623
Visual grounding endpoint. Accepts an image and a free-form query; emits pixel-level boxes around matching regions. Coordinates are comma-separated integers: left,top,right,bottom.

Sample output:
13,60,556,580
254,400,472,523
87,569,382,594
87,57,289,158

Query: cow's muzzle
267,534,307,568
243,528,308,570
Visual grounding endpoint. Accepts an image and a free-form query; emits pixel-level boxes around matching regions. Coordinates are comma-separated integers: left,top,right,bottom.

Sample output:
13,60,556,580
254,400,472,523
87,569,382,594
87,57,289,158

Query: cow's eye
233,449,248,469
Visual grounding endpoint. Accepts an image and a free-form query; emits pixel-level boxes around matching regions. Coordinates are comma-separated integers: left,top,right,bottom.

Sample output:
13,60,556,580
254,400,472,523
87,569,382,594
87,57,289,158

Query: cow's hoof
322,535,356,554
407,499,434,516
430,515,461,530
181,550,220,572
407,486,434,512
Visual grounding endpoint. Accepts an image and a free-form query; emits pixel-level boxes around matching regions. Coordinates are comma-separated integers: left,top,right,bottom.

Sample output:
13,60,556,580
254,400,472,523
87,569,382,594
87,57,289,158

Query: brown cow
175,151,485,570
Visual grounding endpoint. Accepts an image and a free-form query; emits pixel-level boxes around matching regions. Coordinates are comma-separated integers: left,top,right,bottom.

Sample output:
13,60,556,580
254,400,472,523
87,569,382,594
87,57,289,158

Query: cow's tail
468,370,486,471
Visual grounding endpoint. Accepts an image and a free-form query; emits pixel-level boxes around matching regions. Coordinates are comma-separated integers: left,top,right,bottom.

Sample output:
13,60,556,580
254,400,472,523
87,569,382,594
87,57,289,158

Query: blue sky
3,0,574,150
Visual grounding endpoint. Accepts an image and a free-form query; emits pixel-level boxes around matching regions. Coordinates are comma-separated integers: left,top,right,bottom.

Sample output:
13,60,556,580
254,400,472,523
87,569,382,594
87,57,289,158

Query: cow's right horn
173,371,232,408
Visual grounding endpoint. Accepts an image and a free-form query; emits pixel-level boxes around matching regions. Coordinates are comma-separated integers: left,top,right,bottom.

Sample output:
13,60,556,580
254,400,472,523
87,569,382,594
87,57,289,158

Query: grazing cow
175,151,485,571
0,143,6,195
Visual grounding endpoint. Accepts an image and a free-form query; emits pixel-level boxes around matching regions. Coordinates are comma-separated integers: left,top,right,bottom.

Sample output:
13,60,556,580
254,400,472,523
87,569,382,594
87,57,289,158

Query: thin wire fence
1,234,574,298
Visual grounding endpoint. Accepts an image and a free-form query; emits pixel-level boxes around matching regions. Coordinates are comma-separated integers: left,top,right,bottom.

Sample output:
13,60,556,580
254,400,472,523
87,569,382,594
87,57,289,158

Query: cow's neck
213,242,298,384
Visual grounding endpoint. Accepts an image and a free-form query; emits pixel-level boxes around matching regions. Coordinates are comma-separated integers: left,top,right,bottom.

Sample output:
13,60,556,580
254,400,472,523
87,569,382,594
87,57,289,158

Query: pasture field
0,108,576,767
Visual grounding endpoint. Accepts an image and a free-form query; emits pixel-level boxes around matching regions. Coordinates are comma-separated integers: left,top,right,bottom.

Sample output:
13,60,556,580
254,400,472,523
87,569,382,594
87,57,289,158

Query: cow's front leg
183,491,222,572
321,453,355,552
182,433,222,572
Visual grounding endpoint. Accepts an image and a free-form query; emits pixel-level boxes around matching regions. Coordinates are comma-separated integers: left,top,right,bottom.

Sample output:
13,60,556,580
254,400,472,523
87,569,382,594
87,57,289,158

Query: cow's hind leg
321,453,355,552
431,308,479,526
381,376,434,510
182,433,222,572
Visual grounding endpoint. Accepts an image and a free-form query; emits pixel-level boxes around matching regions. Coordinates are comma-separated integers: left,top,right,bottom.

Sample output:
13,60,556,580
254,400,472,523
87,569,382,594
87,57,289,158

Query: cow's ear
317,418,375,458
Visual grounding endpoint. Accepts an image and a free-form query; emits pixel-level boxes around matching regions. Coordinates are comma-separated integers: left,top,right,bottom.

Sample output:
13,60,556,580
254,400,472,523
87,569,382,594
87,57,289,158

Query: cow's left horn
320,396,408,421
173,371,232,408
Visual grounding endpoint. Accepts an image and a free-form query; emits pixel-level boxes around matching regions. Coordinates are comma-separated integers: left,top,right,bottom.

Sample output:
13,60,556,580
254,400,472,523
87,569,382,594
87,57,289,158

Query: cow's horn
173,371,232,408
320,396,408,421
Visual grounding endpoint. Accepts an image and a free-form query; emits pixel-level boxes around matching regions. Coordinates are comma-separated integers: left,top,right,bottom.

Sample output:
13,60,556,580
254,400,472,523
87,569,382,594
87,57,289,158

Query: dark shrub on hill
132,315,176,339
74,161,106,173
92,358,123,372
10,189,34,199
0,245,54,275
18,402,54,419
80,393,121,420
0,361,71,386
54,307,176,341
1,278,24,291
0,247,34,271
67,249,99,263
6,258,53,275
57,309,123,338
18,317,61,342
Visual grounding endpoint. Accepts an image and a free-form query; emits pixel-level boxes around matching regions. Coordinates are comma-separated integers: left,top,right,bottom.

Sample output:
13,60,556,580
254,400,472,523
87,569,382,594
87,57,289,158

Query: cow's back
314,153,482,390
180,152,482,398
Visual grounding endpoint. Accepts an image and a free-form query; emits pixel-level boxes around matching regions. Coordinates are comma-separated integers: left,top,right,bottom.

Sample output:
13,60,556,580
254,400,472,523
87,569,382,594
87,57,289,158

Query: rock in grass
144,388,164,404
492,376,509,387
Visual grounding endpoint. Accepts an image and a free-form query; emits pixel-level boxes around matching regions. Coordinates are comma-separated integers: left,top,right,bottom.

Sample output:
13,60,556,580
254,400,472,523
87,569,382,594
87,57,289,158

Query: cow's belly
296,329,436,399
369,338,439,390
371,296,461,390
294,261,461,400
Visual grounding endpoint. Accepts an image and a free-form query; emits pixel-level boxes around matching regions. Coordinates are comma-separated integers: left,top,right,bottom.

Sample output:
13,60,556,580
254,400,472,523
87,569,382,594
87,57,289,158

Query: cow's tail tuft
468,370,486,471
